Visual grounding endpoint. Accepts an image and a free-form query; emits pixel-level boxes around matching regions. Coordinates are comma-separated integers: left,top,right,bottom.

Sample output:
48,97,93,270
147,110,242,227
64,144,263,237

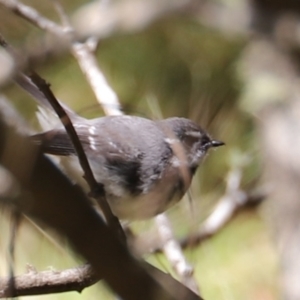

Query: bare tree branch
0,264,97,298
0,0,65,36
155,214,199,294
71,40,123,116
0,0,123,116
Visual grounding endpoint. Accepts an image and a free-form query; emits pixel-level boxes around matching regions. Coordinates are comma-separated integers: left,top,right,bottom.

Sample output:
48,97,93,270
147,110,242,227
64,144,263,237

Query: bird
15,74,224,220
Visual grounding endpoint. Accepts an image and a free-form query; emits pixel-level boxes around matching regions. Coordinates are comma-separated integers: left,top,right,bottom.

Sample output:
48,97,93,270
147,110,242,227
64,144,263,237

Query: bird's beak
211,140,225,147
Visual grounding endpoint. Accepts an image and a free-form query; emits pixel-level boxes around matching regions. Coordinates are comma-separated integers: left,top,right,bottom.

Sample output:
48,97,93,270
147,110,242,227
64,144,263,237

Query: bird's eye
200,135,212,148
180,131,202,149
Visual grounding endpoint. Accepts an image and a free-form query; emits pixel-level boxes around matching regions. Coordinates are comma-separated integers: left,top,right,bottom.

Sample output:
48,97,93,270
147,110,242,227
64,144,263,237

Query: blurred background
2,0,300,299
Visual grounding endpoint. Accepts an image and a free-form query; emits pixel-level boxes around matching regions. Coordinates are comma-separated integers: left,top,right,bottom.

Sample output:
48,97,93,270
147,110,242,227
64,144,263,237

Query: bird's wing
32,127,144,194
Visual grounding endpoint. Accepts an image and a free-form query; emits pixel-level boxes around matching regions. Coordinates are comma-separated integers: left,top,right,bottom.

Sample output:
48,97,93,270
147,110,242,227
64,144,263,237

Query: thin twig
29,73,97,186
71,41,123,116
28,72,125,241
198,168,247,236
179,189,265,248
0,264,98,298
155,214,199,294
0,0,66,37
0,0,123,117
50,2,123,116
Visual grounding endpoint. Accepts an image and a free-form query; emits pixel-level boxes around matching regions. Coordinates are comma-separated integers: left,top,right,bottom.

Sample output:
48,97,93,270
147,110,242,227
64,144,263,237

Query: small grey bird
16,74,224,220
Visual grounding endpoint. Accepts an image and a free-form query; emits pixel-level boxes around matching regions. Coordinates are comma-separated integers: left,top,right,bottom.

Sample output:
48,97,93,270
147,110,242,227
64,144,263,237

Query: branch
179,187,265,248
0,0,65,37
155,214,199,294
0,264,98,298
0,0,123,117
27,72,125,241
53,3,123,116
71,40,123,116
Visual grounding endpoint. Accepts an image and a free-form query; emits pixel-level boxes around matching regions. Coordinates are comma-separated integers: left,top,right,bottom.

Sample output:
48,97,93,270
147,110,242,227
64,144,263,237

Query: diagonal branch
0,0,65,37
0,264,98,298
28,72,125,241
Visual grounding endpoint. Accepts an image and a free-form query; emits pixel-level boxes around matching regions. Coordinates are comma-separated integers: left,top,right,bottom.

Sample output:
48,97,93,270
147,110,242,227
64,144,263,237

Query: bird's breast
107,163,193,220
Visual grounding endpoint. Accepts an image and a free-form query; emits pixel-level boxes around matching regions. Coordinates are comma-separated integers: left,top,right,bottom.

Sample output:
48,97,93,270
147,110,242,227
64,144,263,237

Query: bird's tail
14,72,84,130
